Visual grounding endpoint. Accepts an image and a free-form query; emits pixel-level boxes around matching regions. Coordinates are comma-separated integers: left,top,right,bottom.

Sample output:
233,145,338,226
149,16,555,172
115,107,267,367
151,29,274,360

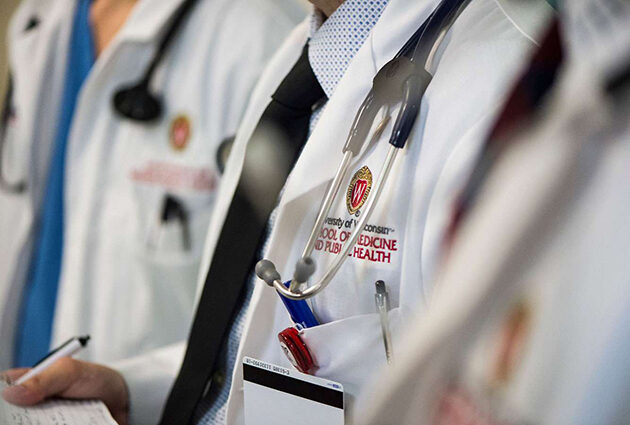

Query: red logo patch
346,166,372,215
170,115,191,151
351,179,368,209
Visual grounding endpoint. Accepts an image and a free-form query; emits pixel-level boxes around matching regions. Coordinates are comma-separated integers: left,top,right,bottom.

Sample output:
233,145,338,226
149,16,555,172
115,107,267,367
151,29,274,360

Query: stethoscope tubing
293,150,353,291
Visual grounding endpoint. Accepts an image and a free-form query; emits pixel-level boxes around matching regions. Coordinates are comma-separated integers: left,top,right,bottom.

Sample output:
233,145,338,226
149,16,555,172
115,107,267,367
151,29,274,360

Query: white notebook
0,383,117,425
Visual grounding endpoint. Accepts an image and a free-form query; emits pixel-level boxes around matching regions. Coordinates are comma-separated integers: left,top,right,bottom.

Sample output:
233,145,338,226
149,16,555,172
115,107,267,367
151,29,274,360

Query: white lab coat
184,0,553,423
358,2,630,423
0,0,304,406
357,31,630,425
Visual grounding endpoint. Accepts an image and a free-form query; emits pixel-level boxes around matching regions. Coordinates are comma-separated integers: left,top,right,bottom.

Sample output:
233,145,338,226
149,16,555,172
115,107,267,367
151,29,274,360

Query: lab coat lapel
194,20,311,302
276,48,375,206
282,0,540,210
195,24,313,390
6,0,187,206
10,0,74,206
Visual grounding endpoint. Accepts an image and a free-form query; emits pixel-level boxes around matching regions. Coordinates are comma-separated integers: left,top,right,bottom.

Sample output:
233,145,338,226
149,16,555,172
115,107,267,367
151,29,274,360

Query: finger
1,368,30,383
53,361,122,402
2,359,129,424
2,357,82,405
42,361,130,424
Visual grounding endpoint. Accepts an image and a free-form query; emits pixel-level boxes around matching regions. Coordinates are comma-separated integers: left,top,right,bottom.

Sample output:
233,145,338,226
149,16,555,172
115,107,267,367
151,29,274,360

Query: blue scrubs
14,0,95,367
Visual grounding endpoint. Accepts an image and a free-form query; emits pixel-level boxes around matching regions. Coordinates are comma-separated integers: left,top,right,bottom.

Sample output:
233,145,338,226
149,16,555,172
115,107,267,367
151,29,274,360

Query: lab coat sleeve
108,342,186,425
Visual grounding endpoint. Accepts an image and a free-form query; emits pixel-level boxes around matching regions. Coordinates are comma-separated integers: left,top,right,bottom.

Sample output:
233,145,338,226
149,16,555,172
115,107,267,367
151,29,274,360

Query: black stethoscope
112,0,199,121
0,0,199,194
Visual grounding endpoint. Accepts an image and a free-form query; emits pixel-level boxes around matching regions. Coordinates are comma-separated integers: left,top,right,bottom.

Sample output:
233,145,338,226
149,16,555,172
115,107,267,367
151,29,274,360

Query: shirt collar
308,0,390,98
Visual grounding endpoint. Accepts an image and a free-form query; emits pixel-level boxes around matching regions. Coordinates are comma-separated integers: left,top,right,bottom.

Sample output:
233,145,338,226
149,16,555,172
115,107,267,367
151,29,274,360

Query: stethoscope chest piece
112,81,163,122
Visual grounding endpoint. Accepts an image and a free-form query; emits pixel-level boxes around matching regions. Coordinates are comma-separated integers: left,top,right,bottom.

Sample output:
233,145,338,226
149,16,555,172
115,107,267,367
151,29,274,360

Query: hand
2,358,129,425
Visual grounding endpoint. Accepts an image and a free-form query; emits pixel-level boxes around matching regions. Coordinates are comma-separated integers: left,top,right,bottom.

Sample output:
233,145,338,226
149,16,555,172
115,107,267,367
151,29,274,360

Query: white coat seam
492,0,541,46
368,30,380,77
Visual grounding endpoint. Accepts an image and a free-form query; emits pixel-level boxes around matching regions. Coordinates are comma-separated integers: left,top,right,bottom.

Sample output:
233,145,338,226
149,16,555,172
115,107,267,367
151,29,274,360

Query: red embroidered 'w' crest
346,166,372,215
351,180,368,209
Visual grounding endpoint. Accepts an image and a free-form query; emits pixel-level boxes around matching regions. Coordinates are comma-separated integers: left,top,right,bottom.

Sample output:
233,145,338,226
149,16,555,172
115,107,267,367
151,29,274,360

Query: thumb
2,383,40,405
2,357,81,405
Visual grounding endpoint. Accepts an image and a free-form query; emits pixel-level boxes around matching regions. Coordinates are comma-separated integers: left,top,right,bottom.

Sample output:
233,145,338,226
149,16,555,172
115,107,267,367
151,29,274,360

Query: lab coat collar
9,0,75,206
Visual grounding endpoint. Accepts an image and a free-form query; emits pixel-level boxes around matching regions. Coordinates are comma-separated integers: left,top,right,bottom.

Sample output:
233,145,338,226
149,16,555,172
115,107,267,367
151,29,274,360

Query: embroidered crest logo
170,115,191,151
346,166,372,215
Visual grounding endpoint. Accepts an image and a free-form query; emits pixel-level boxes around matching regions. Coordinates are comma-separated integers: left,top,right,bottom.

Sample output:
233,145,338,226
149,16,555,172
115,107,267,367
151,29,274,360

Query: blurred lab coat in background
358,1,630,423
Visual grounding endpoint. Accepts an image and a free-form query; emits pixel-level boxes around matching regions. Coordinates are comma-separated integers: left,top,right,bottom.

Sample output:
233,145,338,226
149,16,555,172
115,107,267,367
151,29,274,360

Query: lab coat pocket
133,250,200,346
299,309,403,415
132,195,214,348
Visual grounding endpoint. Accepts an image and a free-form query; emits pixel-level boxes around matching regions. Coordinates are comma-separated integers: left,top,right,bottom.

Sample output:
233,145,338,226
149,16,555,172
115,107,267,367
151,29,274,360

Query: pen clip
32,335,90,368
31,337,73,368
159,194,191,251
374,280,393,364
374,279,389,310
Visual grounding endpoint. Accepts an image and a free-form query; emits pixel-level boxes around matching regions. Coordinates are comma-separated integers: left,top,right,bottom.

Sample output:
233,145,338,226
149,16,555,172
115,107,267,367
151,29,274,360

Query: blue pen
278,280,319,328
255,260,319,328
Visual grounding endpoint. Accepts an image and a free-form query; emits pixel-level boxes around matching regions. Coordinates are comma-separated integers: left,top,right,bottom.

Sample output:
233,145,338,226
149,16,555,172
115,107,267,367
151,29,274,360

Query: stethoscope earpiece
112,82,163,122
